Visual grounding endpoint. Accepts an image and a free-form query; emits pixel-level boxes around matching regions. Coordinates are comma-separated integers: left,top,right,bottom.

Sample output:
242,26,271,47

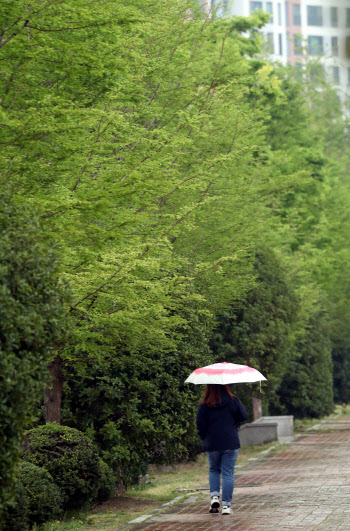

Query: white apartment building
201,1,350,102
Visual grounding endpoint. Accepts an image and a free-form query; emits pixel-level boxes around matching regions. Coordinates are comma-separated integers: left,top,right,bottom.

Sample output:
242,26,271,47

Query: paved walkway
122,416,350,530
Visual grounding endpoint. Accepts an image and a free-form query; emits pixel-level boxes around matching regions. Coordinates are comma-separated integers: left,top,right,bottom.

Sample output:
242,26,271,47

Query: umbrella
185,362,267,385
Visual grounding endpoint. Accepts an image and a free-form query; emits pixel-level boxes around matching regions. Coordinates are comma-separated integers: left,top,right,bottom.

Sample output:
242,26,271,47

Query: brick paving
121,417,350,530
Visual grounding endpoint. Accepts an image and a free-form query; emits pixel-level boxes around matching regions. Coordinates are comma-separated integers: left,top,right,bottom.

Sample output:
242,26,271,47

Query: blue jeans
206,449,239,507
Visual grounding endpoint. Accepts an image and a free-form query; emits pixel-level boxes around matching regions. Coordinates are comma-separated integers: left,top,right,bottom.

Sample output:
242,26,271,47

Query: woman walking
196,384,247,515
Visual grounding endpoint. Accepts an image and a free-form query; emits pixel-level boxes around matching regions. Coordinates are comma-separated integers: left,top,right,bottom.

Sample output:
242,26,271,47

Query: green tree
1,0,285,422
260,58,348,414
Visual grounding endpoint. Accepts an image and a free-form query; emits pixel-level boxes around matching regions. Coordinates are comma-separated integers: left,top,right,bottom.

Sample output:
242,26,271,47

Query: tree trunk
252,396,262,421
44,356,64,424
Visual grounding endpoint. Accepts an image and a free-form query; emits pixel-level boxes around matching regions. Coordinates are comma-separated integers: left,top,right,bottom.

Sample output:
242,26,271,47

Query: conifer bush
20,424,115,509
0,186,67,525
4,461,63,530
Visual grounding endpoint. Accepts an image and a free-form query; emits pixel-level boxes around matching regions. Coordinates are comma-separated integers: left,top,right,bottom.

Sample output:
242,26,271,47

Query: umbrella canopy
185,362,267,385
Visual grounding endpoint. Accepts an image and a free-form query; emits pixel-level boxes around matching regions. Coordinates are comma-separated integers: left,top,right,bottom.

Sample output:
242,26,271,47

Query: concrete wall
254,415,294,439
239,422,279,446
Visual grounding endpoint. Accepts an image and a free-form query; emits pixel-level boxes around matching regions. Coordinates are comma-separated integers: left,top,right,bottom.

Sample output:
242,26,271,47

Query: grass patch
35,499,160,531
293,405,350,434
334,403,350,419
293,417,324,433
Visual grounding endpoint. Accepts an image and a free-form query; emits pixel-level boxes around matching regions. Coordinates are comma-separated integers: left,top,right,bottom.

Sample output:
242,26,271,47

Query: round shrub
20,423,114,509
4,461,63,530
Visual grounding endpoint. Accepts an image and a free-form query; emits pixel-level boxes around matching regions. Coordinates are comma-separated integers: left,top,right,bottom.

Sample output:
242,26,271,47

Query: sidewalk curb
113,492,201,531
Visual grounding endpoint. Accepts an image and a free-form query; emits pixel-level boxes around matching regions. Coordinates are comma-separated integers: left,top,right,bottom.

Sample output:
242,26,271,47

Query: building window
279,33,283,55
307,5,323,26
332,66,340,85
331,36,338,56
294,34,302,55
267,32,274,53
346,8,350,27
285,3,289,25
278,3,282,25
308,36,323,55
266,2,273,22
293,4,301,25
250,1,263,12
330,7,338,27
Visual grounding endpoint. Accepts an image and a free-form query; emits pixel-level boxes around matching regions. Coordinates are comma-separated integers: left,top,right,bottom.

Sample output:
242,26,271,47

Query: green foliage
0,0,286,360
20,424,115,509
4,461,63,530
0,186,68,524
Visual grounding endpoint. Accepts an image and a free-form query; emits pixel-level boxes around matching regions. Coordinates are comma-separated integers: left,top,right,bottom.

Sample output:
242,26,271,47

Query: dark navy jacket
196,389,247,451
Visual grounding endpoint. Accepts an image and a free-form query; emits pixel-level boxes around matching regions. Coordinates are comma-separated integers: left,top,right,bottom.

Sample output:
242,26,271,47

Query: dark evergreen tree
274,311,334,418
332,342,350,404
210,247,298,418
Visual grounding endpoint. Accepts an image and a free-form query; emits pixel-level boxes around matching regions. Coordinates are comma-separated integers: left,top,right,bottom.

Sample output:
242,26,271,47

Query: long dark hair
200,384,235,408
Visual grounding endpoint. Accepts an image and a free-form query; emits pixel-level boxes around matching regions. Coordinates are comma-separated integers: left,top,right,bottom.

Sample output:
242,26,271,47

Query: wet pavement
120,416,350,530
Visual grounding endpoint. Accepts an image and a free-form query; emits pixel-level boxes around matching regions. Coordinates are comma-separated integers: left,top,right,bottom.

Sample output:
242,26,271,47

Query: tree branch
0,19,29,50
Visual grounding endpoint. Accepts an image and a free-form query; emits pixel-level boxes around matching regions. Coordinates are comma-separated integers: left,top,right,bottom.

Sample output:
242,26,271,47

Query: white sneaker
222,505,233,515
209,496,220,513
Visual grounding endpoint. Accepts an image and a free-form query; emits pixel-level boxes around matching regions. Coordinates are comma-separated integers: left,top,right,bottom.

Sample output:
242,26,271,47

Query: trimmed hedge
4,461,63,530
20,424,115,509
0,186,68,525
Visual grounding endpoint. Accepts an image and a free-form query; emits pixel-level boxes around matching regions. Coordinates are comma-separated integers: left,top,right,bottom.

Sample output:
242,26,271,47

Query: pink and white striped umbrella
185,362,267,385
